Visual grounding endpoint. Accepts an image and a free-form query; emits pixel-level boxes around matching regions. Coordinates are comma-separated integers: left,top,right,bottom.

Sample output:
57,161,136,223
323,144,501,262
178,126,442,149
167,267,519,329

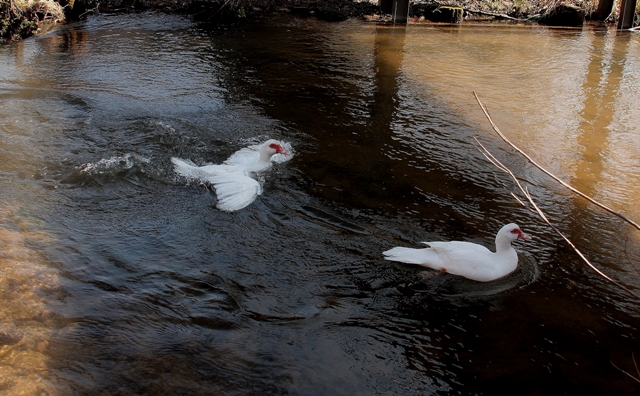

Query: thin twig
474,138,640,299
611,359,640,384
511,192,529,209
473,91,640,231
78,3,100,18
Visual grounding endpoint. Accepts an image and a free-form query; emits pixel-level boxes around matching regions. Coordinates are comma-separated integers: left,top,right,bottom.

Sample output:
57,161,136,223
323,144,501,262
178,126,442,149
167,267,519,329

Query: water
1,13,639,395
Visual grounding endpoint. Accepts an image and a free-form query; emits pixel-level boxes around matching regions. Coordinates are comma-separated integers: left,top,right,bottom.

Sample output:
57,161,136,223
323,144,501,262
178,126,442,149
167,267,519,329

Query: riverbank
93,0,602,24
1,0,64,42
0,0,634,43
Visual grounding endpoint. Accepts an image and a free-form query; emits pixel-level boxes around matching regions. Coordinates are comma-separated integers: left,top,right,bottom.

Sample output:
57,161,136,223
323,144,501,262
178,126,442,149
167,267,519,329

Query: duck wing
428,241,497,282
223,145,262,167
209,172,263,212
172,157,234,179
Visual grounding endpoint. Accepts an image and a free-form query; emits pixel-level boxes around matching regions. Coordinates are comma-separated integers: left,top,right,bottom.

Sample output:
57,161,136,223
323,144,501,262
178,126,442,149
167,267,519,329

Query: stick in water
473,91,640,231
473,137,639,299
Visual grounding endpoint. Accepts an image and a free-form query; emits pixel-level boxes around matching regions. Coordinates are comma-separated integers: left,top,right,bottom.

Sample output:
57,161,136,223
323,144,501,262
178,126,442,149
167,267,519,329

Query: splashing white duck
383,223,531,282
171,139,291,212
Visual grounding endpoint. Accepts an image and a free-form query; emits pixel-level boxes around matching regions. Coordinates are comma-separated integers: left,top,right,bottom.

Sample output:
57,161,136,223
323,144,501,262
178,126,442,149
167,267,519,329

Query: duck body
383,223,531,282
171,139,291,212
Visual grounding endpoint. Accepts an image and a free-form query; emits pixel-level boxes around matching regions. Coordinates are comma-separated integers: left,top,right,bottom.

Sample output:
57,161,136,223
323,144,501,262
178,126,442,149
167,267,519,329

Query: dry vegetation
1,0,64,42
448,0,598,16
12,0,64,19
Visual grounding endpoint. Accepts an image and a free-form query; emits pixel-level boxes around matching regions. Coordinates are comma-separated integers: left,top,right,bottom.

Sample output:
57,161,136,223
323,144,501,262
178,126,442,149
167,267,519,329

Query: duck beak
519,231,532,240
277,147,289,156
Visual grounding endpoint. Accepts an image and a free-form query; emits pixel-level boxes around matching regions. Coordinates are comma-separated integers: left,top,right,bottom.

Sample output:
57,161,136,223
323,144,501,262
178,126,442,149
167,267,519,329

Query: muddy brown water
1,13,639,395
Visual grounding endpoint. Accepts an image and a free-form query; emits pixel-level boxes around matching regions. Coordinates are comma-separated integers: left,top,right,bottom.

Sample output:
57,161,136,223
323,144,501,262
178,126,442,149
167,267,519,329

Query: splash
77,153,151,175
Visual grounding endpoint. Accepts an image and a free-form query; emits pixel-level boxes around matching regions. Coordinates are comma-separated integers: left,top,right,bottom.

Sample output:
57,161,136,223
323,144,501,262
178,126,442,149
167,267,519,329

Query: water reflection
574,31,629,197
370,26,405,125
564,30,640,280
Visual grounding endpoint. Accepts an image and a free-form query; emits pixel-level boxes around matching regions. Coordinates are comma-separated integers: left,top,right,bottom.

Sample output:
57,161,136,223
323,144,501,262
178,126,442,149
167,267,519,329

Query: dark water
1,13,639,395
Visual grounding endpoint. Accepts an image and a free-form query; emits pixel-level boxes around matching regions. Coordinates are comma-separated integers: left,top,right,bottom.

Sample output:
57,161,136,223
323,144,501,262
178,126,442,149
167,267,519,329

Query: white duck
383,223,531,282
171,139,291,212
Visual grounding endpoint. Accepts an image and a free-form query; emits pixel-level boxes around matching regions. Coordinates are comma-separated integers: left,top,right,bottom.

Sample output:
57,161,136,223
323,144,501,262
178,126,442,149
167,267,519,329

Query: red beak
519,230,532,240
270,143,290,156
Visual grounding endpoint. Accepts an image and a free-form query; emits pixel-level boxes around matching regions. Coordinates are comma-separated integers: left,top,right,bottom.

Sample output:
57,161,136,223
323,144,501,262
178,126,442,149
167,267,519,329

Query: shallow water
1,13,639,395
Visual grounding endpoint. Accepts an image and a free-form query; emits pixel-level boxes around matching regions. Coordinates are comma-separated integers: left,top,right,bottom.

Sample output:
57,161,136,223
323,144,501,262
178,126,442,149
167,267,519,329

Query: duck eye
510,229,520,235
269,144,279,149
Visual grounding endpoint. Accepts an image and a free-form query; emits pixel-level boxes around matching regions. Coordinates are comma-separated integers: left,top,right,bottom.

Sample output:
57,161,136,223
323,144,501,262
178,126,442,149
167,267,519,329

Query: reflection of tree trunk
370,26,405,126
592,0,615,20
573,33,628,197
565,33,630,248
350,26,406,195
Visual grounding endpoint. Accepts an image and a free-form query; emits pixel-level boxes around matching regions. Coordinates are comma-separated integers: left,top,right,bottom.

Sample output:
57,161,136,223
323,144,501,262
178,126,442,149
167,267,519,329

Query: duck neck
495,237,513,254
258,150,273,166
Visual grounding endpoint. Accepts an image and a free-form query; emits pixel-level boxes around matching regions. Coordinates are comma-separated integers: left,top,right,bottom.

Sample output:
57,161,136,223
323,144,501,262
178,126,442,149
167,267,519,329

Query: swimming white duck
383,223,531,282
171,139,291,212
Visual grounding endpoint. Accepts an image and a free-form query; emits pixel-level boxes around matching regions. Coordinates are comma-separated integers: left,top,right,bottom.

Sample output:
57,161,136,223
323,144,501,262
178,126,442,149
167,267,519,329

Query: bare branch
473,91,640,231
473,138,640,299
510,192,529,209
78,2,100,18
611,359,640,384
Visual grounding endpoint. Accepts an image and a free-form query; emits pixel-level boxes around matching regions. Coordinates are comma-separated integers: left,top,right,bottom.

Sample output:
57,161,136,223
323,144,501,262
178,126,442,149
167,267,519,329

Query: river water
1,12,639,395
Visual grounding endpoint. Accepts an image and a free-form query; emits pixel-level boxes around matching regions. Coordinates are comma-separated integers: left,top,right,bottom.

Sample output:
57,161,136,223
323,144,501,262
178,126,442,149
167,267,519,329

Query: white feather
209,173,262,212
171,139,292,212
383,223,531,282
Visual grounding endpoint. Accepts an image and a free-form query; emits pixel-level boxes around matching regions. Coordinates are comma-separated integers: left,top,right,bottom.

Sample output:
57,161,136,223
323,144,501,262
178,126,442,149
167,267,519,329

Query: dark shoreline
0,0,618,44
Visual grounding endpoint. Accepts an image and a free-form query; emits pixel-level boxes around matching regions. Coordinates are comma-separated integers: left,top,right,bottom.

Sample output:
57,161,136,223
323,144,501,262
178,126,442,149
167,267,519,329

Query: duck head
260,139,289,160
500,223,532,242
494,223,531,253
